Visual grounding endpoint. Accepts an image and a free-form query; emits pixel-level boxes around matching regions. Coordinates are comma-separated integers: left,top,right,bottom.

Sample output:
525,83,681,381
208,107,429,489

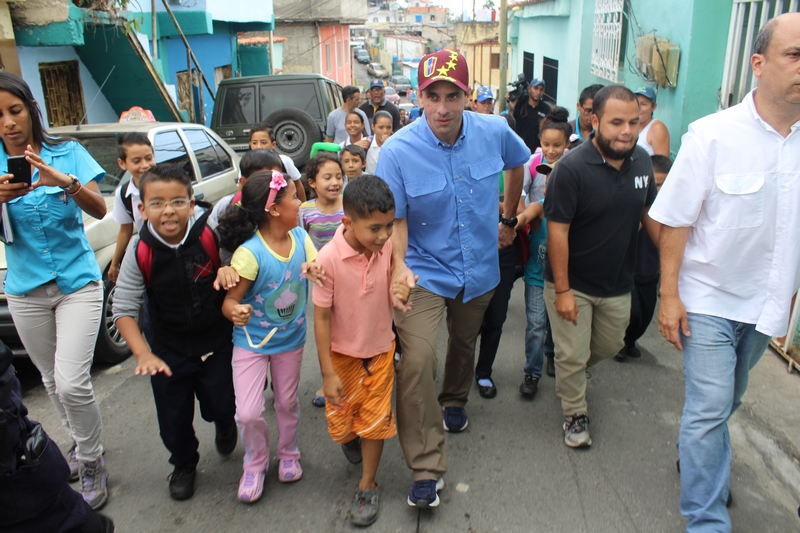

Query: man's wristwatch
61,175,79,193
500,216,518,228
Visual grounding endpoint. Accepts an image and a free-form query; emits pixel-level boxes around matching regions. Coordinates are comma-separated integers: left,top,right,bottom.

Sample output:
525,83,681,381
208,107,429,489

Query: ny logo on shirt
634,175,650,189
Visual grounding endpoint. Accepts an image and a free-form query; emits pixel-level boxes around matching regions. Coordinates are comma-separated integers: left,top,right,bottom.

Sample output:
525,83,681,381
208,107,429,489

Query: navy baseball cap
369,79,385,90
634,86,657,103
530,78,545,88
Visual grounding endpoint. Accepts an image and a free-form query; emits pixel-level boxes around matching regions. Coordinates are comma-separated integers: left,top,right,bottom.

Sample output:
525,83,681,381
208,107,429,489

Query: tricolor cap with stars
417,49,470,94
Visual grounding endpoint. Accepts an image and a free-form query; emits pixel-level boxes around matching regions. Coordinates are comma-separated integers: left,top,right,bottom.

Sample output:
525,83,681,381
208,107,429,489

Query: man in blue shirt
376,49,529,509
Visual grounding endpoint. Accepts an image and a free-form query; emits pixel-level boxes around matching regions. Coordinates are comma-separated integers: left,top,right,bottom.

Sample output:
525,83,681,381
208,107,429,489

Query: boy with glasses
112,163,238,501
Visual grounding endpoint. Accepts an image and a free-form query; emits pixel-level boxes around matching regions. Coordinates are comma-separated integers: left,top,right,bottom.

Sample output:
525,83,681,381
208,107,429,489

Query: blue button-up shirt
2,141,105,296
376,111,530,302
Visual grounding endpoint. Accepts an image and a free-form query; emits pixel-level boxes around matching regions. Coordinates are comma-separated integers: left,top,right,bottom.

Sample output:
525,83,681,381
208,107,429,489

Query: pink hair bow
265,170,288,211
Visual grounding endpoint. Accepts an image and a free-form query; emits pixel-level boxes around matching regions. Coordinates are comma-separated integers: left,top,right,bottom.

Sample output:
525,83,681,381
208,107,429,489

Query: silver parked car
0,122,240,364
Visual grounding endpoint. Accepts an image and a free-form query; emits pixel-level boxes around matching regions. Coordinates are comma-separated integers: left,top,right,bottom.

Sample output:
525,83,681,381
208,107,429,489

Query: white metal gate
720,0,799,109
591,0,625,83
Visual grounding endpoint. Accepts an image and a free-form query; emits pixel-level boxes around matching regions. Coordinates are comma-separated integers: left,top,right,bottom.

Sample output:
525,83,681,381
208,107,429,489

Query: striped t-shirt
299,199,345,250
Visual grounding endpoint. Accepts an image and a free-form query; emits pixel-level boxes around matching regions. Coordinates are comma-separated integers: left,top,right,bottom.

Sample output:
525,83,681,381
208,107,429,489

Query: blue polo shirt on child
1,141,105,296
376,111,530,302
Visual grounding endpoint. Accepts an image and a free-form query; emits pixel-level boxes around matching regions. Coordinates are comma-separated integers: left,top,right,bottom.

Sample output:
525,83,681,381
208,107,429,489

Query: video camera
507,73,529,101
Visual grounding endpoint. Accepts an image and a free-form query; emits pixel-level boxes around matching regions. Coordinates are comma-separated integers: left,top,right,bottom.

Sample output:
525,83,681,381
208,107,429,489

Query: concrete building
10,0,182,126
454,21,510,93
274,0,366,86
506,0,796,154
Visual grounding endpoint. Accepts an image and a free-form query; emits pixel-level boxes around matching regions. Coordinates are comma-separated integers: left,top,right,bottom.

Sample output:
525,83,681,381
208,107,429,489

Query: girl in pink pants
219,170,325,503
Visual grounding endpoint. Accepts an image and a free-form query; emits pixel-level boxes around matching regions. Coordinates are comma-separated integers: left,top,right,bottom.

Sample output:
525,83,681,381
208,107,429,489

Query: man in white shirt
649,13,800,532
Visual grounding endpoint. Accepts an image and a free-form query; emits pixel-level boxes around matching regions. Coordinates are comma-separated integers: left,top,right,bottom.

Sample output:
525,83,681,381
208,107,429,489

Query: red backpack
136,226,220,288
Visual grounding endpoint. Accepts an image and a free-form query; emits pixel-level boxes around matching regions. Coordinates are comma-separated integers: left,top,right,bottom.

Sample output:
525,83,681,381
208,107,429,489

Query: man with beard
543,85,659,448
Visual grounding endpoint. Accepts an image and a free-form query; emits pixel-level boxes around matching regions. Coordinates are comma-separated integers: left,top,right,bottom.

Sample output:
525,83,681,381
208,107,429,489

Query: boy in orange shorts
313,175,408,527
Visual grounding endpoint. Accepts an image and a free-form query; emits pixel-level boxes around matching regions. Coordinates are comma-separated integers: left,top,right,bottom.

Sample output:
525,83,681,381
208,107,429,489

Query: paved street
15,286,800,532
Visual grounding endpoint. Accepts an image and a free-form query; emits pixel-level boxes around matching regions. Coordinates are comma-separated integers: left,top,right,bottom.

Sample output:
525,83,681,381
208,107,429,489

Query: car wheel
93,276,132,365
266,108,321,168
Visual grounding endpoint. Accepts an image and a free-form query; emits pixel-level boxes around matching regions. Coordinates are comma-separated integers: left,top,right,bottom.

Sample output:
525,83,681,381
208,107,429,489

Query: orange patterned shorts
326,342,397,443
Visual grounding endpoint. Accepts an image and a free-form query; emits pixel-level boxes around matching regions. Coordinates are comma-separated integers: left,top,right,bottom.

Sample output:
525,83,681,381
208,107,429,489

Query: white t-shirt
365,137,381,175
112,179,144,231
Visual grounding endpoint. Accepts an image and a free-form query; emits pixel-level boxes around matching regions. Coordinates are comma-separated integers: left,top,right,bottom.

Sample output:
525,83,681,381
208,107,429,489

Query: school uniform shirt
231,227,317,354
312,225,394,358
112,179,144,231
365,136,382,175
649,89,800,337
376,111,530,302
1,141,105,296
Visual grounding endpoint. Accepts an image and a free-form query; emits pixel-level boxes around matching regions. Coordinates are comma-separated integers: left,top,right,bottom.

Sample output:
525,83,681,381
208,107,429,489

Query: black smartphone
7,155,31,186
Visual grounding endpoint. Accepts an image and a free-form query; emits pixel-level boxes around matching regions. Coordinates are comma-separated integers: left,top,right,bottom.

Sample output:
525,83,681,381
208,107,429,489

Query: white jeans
7,280,104,461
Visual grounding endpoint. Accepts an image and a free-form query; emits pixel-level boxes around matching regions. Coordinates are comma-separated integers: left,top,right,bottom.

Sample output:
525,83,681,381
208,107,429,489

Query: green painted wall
576,0,732,154
238,44,271,77
510,0,585,118
14,4,85,46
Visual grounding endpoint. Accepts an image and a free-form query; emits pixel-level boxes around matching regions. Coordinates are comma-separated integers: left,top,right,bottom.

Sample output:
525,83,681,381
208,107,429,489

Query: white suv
0,123,240,364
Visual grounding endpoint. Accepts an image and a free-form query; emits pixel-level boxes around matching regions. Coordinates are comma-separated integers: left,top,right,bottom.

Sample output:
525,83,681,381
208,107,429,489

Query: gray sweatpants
7,280,104,461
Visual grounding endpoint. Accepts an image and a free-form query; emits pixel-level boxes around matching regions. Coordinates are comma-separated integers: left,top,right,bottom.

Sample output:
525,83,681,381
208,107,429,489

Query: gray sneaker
350,487,380,527
66,442,79,483
80,457,109,510
563,413,592,448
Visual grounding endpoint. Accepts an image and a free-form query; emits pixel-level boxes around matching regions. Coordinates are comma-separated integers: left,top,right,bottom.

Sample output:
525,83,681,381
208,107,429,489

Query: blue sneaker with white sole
443,407,468,433
407,478,444,508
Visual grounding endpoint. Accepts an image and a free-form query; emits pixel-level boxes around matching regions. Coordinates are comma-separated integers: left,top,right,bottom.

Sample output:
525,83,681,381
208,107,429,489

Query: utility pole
498,0,508,111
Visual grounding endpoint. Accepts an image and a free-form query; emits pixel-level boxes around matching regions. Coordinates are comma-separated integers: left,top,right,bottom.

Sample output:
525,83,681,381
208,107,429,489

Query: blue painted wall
163,32,234,126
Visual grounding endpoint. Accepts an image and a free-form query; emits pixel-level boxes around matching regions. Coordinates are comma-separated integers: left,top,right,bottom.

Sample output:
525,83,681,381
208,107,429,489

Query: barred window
590,0,625,83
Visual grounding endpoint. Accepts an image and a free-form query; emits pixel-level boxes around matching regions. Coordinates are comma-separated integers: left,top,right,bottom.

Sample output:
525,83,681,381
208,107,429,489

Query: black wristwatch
500,216,518,228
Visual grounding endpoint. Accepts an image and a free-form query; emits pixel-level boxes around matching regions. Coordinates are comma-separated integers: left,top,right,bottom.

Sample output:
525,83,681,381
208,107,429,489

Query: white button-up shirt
649,90,800,337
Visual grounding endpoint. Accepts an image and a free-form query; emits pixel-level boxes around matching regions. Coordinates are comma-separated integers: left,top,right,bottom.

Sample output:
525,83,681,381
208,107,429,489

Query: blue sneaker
442,407,468,433
407,478,444,508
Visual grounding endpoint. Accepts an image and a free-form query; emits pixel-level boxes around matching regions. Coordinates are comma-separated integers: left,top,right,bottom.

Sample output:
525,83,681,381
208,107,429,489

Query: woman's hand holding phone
0,174,31,203
25,146,72,189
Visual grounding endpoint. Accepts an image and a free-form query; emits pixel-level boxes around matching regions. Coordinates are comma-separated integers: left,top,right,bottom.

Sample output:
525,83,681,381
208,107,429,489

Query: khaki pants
394,286,494,481
544,282,630,417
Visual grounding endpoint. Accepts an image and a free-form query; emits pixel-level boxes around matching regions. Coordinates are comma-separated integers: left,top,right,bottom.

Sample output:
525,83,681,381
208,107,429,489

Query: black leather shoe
546,355,556,377
215,421,238,456
477,378,497,399
168,464,196,501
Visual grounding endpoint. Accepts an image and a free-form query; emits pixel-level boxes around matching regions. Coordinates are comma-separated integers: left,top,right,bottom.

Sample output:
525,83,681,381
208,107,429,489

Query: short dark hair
593,85,638,120
117,132,152,160
342,175,395,220
249,122,275,143
373,110,393,126
305,152,342,184
139,163,193,200
342,85,360,101
240,149,285,179
341,144,366,162
578,84,605,105
650,154,673,174
754,18,778,56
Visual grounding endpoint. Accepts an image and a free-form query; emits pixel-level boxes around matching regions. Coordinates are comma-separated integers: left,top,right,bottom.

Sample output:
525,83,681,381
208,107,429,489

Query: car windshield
395,77,410,84
385,87,397,94
67,133,127,195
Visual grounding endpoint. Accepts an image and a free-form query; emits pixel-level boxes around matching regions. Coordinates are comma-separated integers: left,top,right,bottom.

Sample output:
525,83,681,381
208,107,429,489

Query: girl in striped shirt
300,152,346,407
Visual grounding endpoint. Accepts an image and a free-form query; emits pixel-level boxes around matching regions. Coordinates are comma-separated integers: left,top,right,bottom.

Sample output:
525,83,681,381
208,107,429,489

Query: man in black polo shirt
543,85,659,449
513,77,551,152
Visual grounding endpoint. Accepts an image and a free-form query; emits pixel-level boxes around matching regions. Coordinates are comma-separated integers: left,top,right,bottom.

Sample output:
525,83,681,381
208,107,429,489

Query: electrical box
635,33,680,88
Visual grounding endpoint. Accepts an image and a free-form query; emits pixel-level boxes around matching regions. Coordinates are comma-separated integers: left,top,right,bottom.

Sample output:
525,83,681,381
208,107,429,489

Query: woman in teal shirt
0,73,110,509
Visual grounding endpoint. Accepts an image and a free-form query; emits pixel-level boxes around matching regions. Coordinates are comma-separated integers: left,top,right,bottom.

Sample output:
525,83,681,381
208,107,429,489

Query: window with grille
490,53,500,69
39,61,86,127
720,0,799,109
590,0,624,83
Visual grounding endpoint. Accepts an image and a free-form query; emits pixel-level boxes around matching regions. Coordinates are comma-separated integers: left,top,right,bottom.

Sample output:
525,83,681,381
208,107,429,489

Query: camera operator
513,76,551,152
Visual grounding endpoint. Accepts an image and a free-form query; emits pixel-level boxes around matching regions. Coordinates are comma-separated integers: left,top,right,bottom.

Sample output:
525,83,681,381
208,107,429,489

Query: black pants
624,278,659,348
475,241,518,380
149,335,236,468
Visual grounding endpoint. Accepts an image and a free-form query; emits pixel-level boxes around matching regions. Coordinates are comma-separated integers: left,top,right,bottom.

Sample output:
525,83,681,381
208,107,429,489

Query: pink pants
232,345,303,473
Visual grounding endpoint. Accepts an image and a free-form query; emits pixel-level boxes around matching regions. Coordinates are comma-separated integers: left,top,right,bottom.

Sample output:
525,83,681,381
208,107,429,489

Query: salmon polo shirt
312,225,395,358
